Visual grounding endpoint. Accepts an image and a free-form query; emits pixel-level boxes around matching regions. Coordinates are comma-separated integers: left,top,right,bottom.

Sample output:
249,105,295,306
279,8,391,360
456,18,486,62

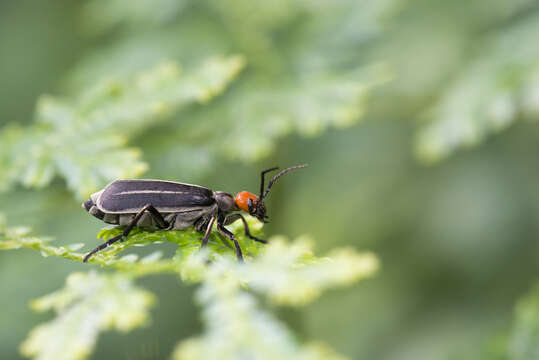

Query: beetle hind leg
83,234,123,262
83,204,169,263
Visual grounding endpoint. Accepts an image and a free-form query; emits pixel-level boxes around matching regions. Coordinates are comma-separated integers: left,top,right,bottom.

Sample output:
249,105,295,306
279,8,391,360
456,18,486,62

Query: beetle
82,164,307,262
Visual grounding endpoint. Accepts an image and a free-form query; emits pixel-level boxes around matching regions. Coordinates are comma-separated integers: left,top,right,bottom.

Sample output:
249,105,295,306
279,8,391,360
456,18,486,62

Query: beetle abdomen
82,198,106,220
96,179,215,214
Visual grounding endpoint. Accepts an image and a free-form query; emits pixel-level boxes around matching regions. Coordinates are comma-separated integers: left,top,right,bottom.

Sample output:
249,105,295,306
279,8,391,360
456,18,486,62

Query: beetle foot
83,234,124,263
247,235,267,244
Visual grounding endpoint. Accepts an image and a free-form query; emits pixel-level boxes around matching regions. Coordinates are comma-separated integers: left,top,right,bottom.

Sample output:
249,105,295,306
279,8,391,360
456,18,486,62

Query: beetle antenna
261,164,308,200
259,167,279,198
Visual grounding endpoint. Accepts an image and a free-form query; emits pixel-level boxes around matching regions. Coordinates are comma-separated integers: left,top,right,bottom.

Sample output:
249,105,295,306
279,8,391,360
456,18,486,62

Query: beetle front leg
224,214,267,244
83,204,169,262
217,220,244,262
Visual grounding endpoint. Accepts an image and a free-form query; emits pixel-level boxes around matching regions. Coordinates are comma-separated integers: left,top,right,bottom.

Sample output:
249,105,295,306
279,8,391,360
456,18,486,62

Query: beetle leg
217,220,244,261
224,214,267,244
136,204,169,230
84,204,169,262
82,234,123,262
200,216,216,248
117,204,169,242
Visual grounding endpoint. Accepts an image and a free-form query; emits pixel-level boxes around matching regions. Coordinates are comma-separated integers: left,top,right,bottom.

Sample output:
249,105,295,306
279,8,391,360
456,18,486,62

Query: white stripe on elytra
115,190,195,195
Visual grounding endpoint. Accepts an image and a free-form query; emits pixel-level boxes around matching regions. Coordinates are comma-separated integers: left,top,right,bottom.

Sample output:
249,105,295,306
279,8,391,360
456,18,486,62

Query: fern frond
1,214,377,360
236,236,379,306
173,237,377,359
416,13,539,163
82,0,188,35
143,66,386,180
0,56,245,199
20,272,155,360
0,214,264,276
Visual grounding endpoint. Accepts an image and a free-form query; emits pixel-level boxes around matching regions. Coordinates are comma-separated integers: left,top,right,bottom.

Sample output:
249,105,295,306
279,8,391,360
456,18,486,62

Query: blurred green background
2,0,539,359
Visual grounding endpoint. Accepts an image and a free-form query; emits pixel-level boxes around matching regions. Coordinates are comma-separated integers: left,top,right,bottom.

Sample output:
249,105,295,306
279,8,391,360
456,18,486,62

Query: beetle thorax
215,191,237,213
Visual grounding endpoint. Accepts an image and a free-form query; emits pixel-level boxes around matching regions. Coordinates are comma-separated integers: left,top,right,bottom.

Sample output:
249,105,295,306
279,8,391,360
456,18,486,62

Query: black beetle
82,164,307,262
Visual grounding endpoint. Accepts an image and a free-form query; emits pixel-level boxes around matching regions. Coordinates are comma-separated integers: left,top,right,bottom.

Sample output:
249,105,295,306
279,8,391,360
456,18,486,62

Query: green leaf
236,236,379,306
60,0,389,181
0,56,245,199
173,236,377,359
0,214,264,278
81,0,189,35
416,13,539,163
173,287,347,360
92,214,264,265
143,65,387,180
20,272,155,360
1,214,378,359
508,283,539,360
0,213,52,251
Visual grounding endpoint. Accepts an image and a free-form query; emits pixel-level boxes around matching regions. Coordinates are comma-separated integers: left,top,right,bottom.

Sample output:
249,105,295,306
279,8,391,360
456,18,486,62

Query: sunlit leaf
237,236,379,305
20,272,155,360
1,214,377,360
0,214,264,276
0,56,244,199
416,13,539,163
173,236,377,359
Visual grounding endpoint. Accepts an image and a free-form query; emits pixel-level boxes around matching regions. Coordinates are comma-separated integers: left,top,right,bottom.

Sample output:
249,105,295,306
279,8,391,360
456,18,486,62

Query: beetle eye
247,198,255,213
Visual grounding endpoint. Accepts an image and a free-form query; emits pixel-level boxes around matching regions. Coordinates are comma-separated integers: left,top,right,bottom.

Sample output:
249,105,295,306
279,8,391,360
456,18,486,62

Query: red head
234,164,307,222
235,191,258,212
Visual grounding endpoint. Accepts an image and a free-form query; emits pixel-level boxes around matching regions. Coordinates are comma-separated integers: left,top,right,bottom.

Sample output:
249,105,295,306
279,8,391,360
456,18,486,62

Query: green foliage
0,1,385,357
0,0,387,199
0,215,377,359
0,214,51,251
167,69,383,166
0,57,244,199
173,240,377,360
416,11,539,163
231,236,378,306
81,0,188,35
508,283,539,359
9,1,539,359
19,272,155,360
